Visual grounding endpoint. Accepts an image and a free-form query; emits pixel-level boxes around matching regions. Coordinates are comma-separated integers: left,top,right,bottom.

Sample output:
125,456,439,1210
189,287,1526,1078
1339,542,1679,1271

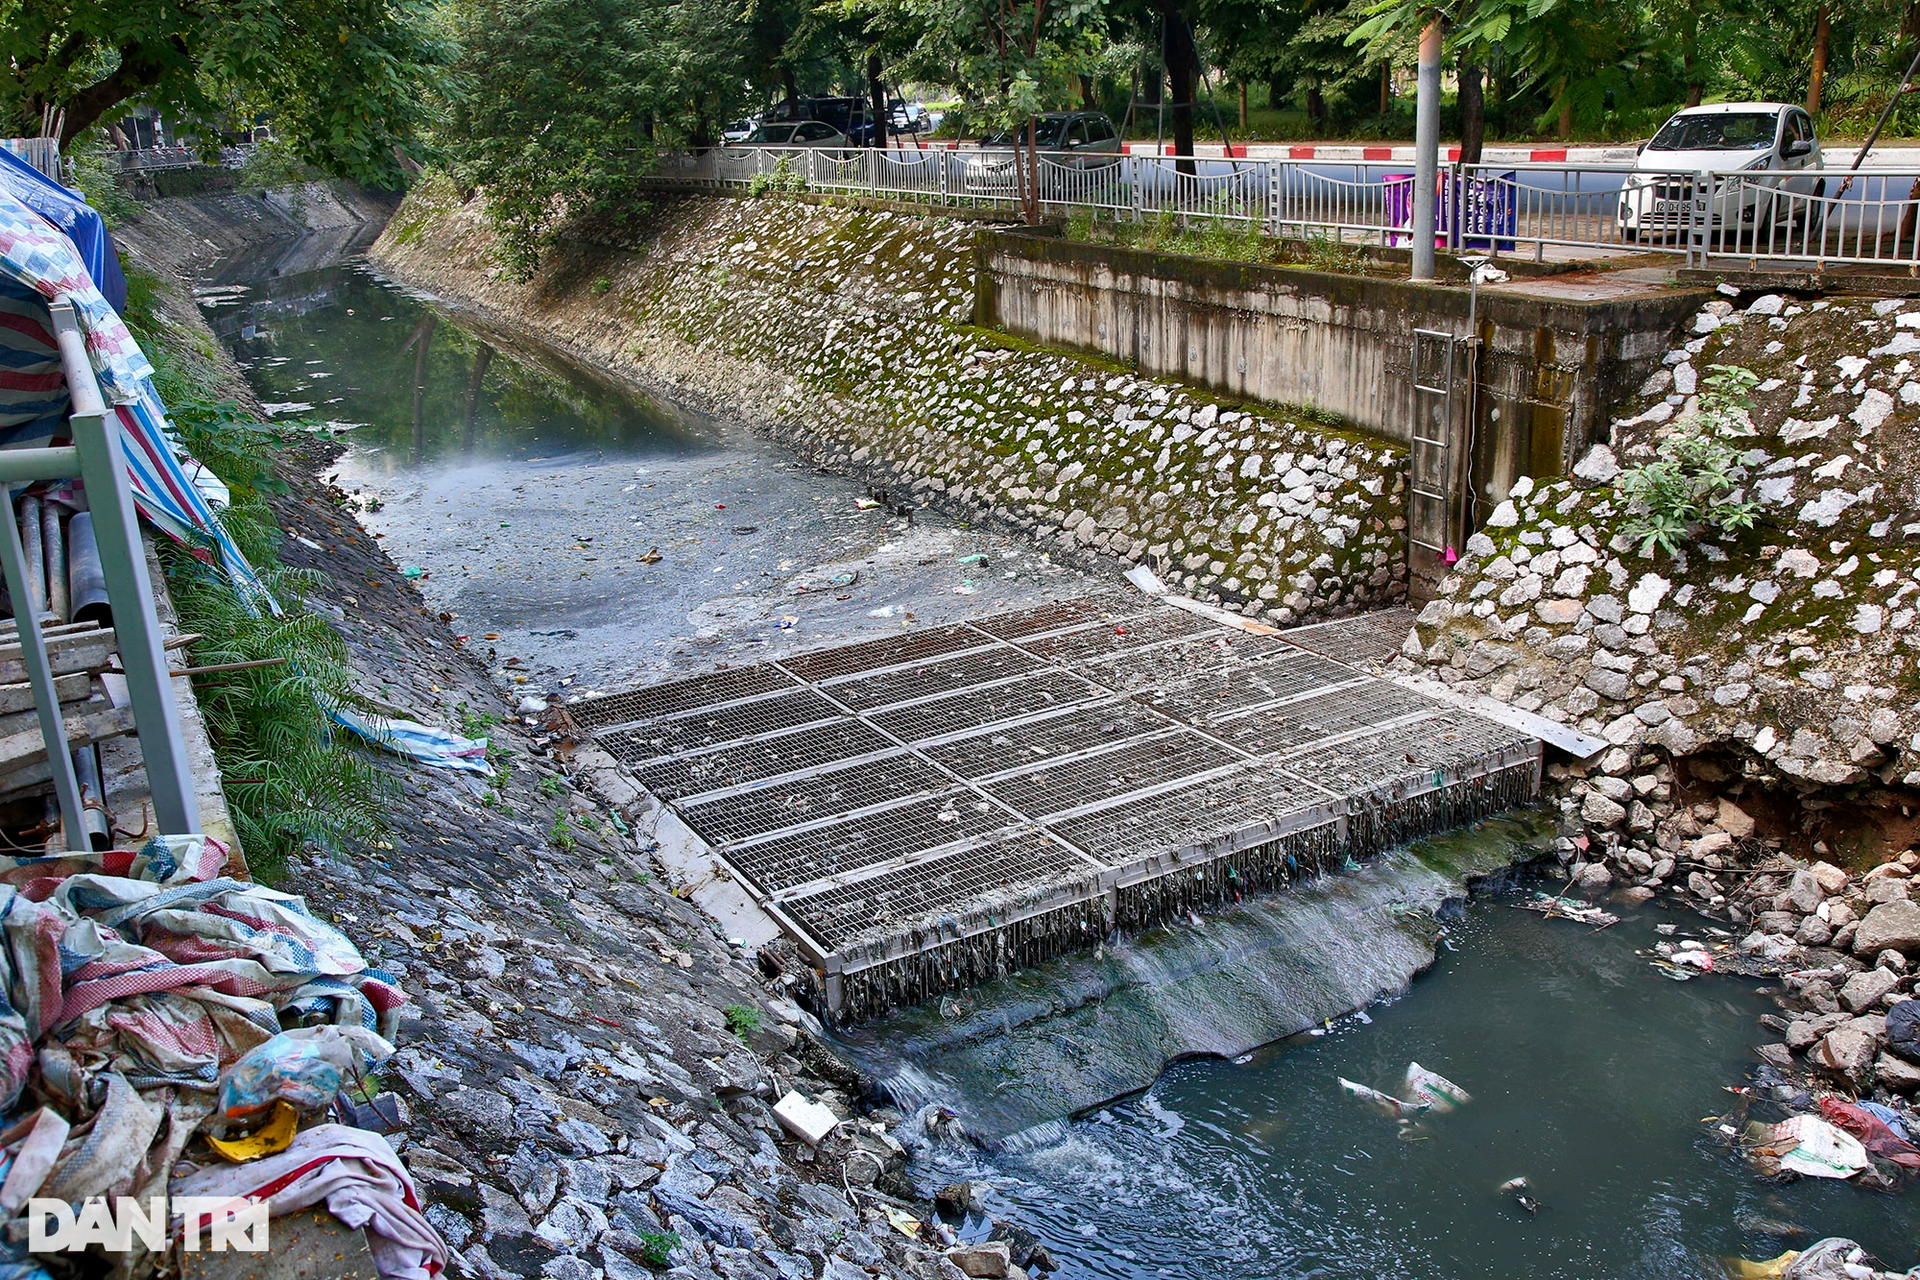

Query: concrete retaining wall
978,232,1708,555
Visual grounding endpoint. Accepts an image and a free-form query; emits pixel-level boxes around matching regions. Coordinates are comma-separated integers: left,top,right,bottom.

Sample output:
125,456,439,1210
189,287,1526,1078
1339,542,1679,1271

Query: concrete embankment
371,183,1410,624
116,191,1006,1280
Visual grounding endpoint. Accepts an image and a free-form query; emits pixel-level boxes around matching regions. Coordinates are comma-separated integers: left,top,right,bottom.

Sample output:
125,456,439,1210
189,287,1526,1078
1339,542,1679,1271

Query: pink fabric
172,1125,446,1279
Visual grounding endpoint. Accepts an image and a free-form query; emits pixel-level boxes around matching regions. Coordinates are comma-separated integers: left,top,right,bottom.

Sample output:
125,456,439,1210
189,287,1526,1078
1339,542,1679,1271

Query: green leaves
1,0,450,186
1618,364,1763,559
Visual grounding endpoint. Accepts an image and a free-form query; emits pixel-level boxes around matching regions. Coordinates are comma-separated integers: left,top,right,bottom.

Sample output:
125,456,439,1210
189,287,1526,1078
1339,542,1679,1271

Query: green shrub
634,1231,680,1269
589,275,612,295
723,1004,762,1036
748,156,807,198
1618,364,1763,558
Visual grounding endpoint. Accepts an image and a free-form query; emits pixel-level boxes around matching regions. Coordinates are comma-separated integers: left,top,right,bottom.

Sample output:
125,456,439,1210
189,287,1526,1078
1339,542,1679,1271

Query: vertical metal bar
49,301,200,834
0,484,86,850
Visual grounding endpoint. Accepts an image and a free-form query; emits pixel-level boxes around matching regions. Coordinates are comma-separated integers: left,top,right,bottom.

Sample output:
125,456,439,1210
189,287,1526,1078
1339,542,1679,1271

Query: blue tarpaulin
0,147,126,314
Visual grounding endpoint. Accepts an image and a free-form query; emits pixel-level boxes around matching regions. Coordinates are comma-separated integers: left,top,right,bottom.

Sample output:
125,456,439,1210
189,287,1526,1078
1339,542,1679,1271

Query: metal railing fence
1,301,202,848
657,145,1920,270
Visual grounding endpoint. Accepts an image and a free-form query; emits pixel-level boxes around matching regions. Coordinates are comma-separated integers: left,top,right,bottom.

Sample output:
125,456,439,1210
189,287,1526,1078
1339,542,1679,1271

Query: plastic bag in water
1404,1063,1472,1113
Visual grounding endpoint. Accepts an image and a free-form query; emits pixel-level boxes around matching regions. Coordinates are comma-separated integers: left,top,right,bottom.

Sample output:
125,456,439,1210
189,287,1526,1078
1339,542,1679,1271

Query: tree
440,0,747,273
0,0,448,185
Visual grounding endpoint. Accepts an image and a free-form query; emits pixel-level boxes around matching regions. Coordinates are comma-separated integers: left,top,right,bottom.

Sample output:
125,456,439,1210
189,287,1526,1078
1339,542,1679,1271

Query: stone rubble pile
373,188,1409,624
1395,290,1920,795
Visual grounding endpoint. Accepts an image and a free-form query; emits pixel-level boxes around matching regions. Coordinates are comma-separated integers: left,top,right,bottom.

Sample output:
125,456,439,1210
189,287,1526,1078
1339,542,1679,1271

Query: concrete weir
571,596,1541,1024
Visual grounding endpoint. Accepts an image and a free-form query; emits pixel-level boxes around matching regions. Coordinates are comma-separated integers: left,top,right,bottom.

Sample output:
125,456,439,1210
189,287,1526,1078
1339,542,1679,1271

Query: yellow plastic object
1722,1250,1799,1279
207,1102,300,1163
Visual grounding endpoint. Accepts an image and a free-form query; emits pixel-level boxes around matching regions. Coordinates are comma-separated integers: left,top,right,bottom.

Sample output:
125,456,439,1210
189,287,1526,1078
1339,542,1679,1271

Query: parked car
964,112,1122,191
721,117,757,144
891,100,929,132
744,120,852,149
1617,102,1824,242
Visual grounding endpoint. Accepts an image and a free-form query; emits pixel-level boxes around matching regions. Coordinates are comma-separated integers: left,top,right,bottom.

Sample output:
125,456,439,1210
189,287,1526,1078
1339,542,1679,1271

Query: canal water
198,243,1920,1280
195,254,1091,693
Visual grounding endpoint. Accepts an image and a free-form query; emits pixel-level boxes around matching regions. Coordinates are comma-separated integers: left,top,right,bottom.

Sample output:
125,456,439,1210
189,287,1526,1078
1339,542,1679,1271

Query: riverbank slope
113,189,992,1280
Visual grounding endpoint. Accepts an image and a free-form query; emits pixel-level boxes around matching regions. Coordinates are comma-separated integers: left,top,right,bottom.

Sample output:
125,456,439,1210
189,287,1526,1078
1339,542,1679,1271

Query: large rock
1786,869,1826,914
1813,1025,1878,1083
1852,899,1920,957
1810,861,1850,895
947,1242,1011,1279
1839,967,1900,1014
1877,1052,1920,1094
1580,792,1627,829
1717,799,1756,839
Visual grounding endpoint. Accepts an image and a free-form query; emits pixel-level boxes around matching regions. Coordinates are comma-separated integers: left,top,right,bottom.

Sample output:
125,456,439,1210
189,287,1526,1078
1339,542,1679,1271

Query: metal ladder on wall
1409,328,1458,562
0,299,201,850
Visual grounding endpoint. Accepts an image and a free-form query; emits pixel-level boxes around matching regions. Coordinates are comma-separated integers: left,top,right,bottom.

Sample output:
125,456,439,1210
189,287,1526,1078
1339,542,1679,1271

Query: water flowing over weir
571,595,1545,1034
837,815,1549,1145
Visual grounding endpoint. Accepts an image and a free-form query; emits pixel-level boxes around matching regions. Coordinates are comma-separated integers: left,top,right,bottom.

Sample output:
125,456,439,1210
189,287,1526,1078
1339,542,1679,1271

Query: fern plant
1618,363,1762,558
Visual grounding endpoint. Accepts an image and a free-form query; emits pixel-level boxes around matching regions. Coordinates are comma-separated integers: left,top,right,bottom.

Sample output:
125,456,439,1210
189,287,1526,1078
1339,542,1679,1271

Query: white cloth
170,1124,445,1279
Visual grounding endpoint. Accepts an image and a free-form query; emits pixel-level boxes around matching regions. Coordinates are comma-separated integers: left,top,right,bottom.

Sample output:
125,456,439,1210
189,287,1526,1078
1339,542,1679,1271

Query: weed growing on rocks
724,1004,762,1037
1619,365,1762,557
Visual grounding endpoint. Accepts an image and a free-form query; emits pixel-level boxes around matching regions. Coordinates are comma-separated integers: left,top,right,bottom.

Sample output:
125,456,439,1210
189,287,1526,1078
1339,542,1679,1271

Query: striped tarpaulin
0,184,272,608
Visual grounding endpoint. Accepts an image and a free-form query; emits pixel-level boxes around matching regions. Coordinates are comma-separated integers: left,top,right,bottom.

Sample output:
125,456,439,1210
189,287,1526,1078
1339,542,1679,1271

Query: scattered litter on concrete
327,706,493,775
773,1090,840,1145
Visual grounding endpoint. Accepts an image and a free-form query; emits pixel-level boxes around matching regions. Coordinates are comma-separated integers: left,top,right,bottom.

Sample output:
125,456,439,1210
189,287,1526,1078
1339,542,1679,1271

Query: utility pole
1411,18,1442,281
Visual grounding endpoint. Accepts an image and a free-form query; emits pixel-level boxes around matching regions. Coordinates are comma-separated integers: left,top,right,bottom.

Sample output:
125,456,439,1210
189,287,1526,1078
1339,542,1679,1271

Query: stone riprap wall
1391,290,1920,875
373,185,1410,621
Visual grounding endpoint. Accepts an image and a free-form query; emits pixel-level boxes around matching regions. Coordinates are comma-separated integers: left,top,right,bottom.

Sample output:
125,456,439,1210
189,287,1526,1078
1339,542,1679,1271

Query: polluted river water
199,246,1920,1279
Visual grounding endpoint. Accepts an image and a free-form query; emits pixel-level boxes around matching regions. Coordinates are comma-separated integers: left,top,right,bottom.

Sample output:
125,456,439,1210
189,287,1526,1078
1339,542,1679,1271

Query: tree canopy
0,0,450,185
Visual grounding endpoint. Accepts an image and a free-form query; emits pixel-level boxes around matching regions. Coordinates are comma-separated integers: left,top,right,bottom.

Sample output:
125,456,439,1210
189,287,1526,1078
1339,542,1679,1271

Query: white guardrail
657,145,1920,270
115,145,257,173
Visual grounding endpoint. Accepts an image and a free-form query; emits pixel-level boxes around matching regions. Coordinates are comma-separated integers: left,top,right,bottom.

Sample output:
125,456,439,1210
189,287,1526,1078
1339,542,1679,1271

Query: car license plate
1653,198,1686,213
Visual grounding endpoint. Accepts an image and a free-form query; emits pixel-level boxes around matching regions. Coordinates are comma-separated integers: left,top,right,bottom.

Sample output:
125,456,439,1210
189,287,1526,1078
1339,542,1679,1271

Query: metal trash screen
583,598,1539,1012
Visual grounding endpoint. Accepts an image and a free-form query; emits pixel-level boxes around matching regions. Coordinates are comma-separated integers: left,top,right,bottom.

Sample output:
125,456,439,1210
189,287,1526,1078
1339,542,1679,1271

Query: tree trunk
1680,6,1702,107
1808,6,1831,116
1081,74,1097,112
1162,5,1199,172
1458,57,1484,165
1557,82,1572,140
781,66,799,117
1307,86,1326,126
1380,61,1390,115
867,53,887,149
1238,83,1248,130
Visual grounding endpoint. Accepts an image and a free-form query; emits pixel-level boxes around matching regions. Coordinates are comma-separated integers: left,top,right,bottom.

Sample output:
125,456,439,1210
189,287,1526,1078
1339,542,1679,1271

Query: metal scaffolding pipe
41,501,67,623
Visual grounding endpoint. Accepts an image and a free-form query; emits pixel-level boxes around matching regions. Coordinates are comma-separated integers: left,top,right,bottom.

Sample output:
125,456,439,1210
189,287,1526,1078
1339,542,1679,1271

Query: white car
1617,102,1823,242
742,121,850,149
721,118,757,144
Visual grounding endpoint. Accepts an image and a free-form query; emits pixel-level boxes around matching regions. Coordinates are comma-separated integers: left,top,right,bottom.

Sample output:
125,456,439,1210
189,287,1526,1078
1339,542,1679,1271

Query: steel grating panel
823,646,1046,712
923,700,1169,780
1133,650,1356,723
1212,680,1442,755
722,789,1014,893
965,592,1142,640
981,730,1244,818
678,751,954,845
866,670,1104,743
1044,762,1334,862
636,719,896,800
1282,608,1419,667
586,595,1545,1021
598,688,845,763
1082,631,1302,691
1018,609,1215,664
1276,709,1531,791
779,830,1090,950
779,625,986,683
569,664,797,729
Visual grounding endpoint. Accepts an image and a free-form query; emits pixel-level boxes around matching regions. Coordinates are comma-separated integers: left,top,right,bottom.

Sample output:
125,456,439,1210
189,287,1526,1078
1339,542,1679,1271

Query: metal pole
1411,21,1443,280
49,301,200,834
0,484,87,850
